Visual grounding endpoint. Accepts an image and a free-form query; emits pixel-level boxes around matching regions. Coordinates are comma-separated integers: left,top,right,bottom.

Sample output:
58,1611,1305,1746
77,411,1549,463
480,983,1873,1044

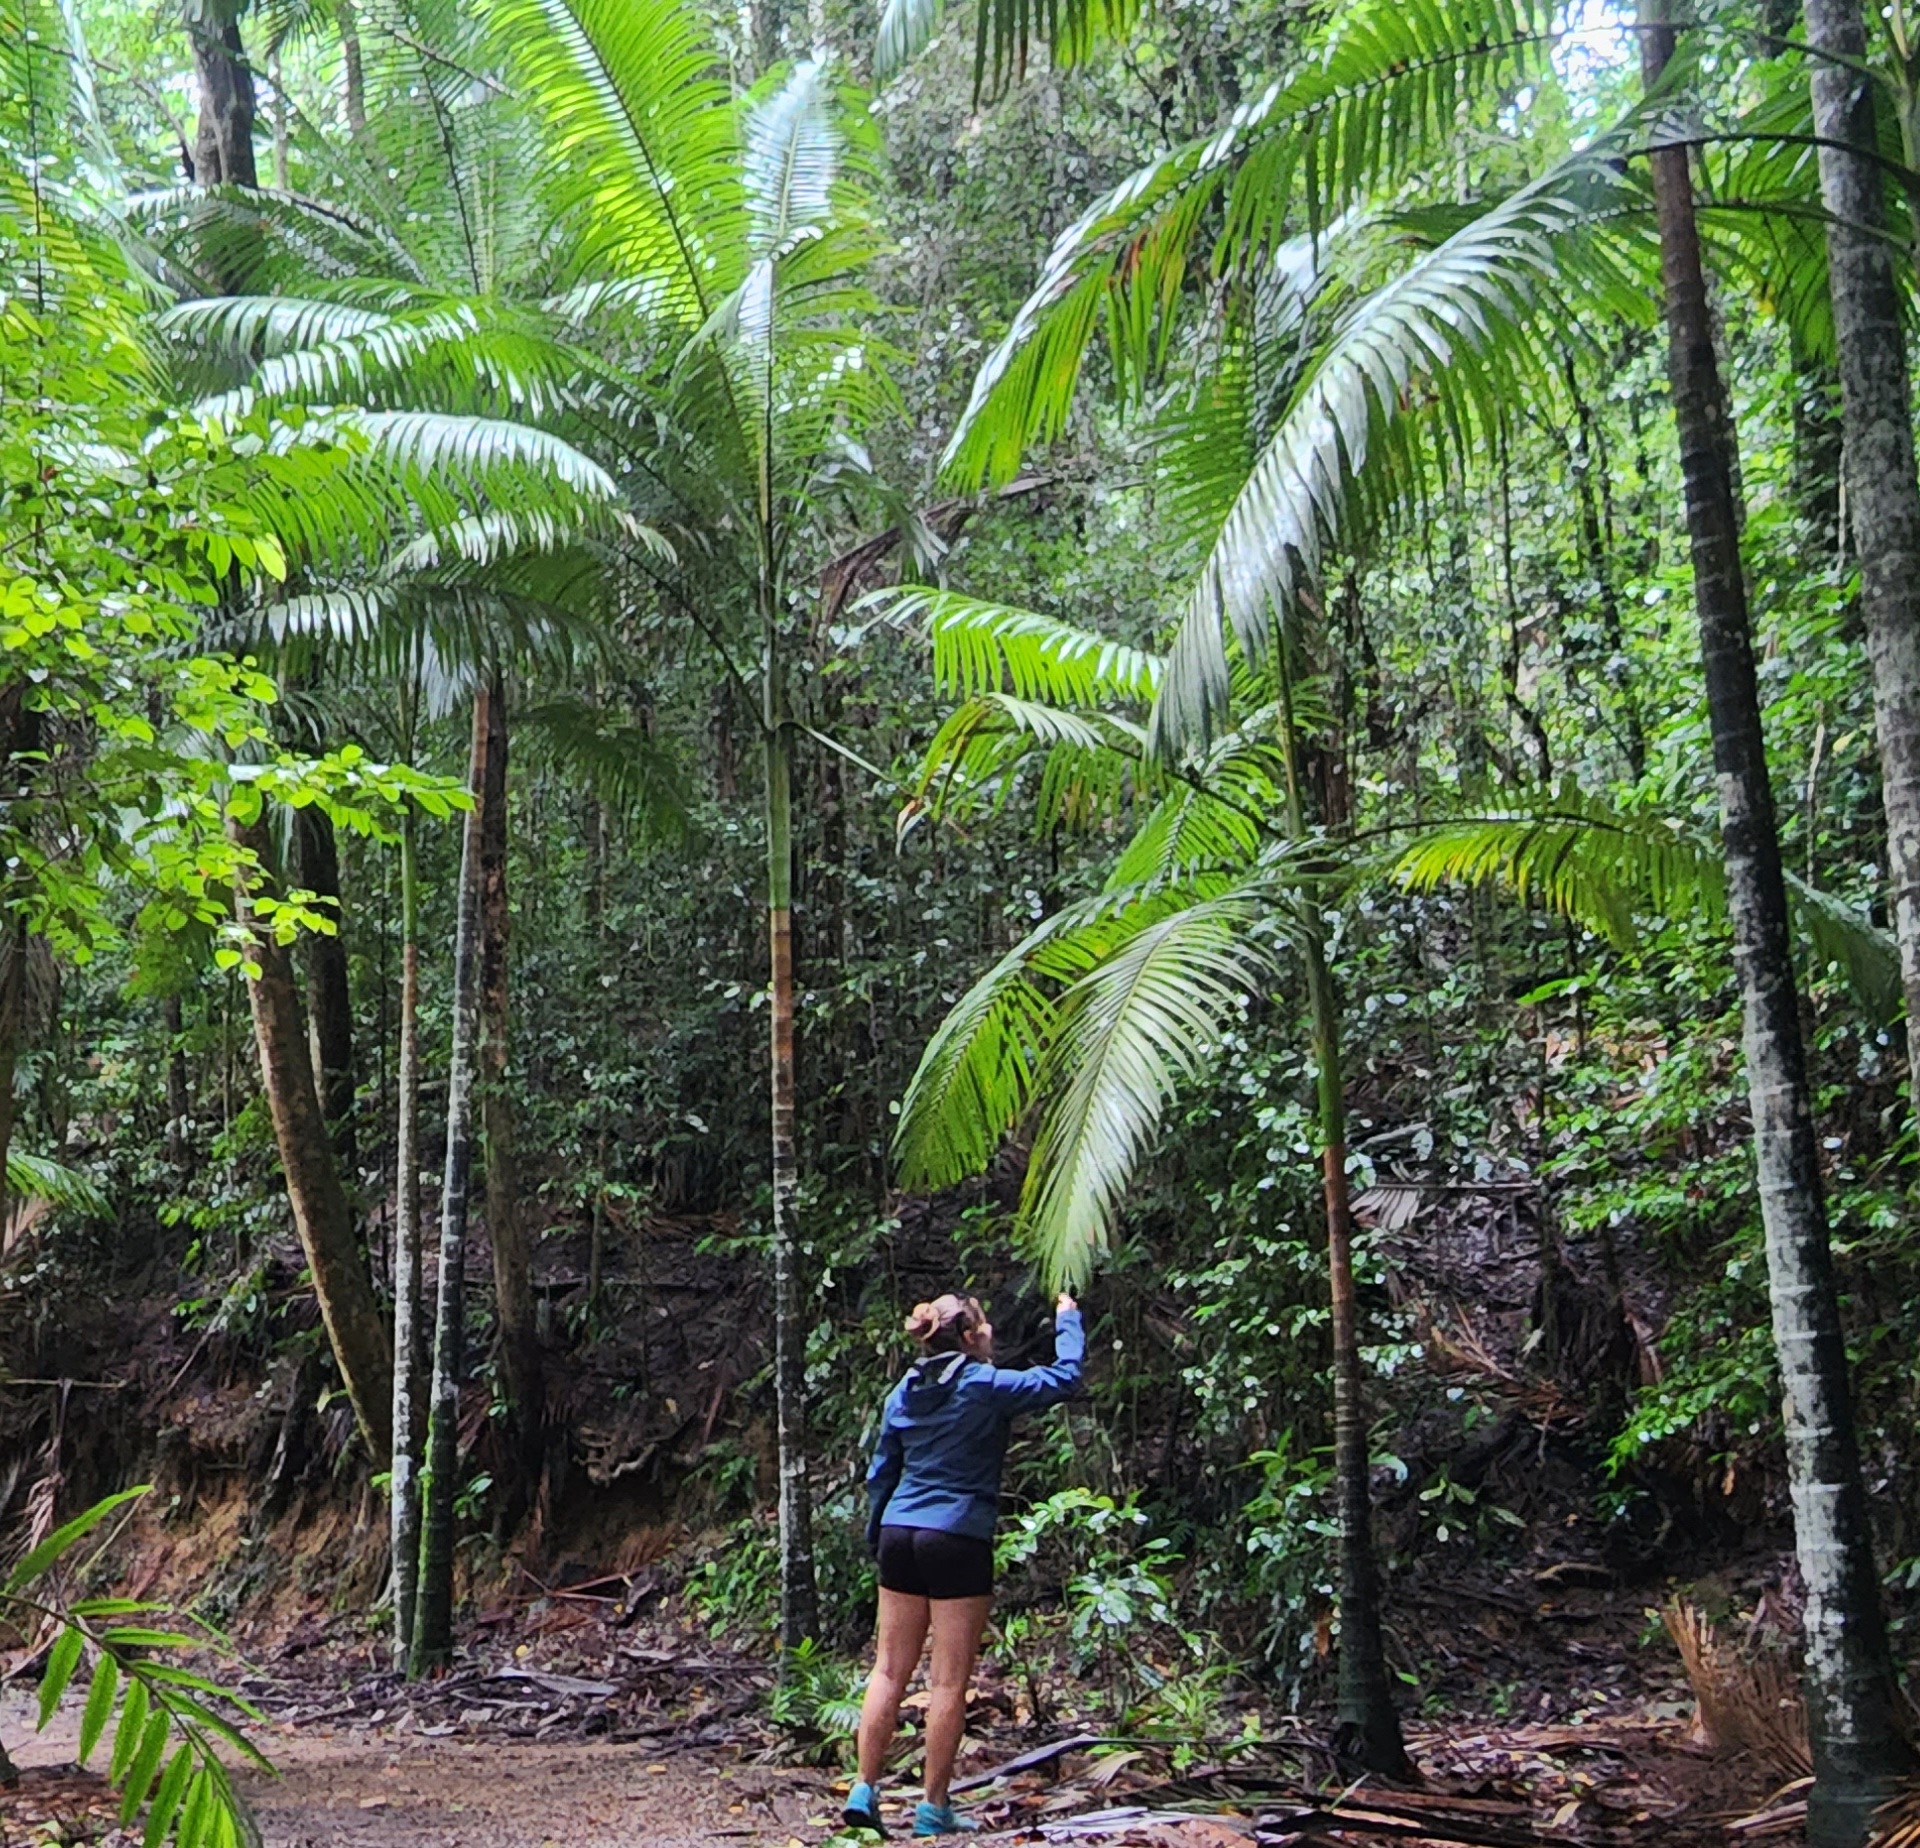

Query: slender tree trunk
334,0,367,136
296,805,358,1173
389,803,426,1669
1304,925,1411,1776
164,993,192,1172
1276,645,1408,1777
267,46,288,188
0,913,23,1216
1807,0,1920,1120
0,686,41,1217
766,669,817,1649
188,0,257,189
1645,12,1910,1840
478,676,541,1537
411,695,489,1677
230,812,391,1462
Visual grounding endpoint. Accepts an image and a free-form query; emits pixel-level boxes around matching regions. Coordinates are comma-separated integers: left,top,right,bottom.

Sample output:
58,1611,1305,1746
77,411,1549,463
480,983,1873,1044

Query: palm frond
1784,871,1902,1022
1104,770,1269,891
874,0,1142,97
743,58,840,262
6,1151,110,1217
874,587,1161,704
479,0,743,310
1150,150,1643,756
1394,794,1716,949
1024,891,1269,1288
917,693,1144,808
939,0,1561,487
519,695,693,841
1393,792,1899,1017
311,408,621,504
894,901,1090,1190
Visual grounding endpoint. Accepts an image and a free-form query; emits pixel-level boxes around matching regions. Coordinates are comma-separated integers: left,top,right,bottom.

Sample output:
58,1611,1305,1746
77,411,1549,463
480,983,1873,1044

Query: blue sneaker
912,1800,979,1837
841,1780,884,1835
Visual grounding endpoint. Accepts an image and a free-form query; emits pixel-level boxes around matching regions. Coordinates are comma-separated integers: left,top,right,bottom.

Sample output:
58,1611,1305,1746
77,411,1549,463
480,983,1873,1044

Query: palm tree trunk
334,0,367,136
229,811,392,1462
1303,923,1411,1776
295,805,358,1172
1276,639,1409,1777
389,801,426,1668
188,0,257,190
478,675,541,1537
411,694,489,1676
765,674,817,1649
0,913,24,1222
1643,11,1910,1839
1806,0,1920,1122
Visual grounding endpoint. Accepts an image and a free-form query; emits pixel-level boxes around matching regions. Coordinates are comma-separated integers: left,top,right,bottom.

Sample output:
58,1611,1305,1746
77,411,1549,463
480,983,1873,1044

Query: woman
844,1290,1084,1838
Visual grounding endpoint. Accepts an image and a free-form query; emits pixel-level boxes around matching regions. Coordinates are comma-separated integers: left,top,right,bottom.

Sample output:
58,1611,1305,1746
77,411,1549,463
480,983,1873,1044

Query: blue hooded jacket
865,1307,1085,1547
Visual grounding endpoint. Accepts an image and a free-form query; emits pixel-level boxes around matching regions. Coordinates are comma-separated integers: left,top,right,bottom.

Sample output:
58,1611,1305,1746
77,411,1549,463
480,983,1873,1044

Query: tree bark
766,673,817,1649
1645,10,1911,1840
164,993,192,1172
1304,923,1412,1777
478,676,541,1537
1806,0,1920,1120
1276,642,1408,1778
0,686,41,1216
0,914,24,1218
411,694,489,1676
335,0,367,137
230,811,391,1463
188,0,258,190
389,803,426,1668
295,804,357,1173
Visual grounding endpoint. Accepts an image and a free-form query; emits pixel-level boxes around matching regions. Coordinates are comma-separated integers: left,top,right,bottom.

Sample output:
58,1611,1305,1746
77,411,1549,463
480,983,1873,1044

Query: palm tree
1800,0,1920,1130
1640,9,1913,1839
887,568,1900,1770
908,0,1914,1807
154,0,887,1649
468,1,899,1647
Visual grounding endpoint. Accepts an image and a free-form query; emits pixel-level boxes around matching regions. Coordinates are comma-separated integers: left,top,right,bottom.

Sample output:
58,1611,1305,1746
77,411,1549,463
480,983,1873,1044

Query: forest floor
0,1586,1806,1848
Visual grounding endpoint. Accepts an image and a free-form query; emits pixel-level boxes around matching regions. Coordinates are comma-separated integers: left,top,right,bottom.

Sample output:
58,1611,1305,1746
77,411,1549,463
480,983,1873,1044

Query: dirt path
237,1730,827,1848
3,1691,826,1848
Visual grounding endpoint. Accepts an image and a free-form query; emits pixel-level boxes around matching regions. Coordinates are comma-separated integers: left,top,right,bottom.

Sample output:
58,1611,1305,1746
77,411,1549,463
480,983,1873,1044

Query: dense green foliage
10,0,1920,1825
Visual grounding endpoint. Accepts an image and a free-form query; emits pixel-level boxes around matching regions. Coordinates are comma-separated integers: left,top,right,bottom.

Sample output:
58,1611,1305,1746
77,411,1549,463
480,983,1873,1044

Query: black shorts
876,1525,994,1600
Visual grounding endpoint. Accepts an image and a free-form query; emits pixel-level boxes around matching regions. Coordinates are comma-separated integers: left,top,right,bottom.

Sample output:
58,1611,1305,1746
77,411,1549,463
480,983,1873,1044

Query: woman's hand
1055,1292,1077,1315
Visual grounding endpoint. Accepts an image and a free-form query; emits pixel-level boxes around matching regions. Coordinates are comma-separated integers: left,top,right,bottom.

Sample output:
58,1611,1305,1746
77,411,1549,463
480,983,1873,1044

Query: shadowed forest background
10,0,1920,1841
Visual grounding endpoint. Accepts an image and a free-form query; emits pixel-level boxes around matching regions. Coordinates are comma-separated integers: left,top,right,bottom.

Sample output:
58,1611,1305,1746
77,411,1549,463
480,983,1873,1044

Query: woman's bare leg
857,1588,930,1787
923,1594,992,1807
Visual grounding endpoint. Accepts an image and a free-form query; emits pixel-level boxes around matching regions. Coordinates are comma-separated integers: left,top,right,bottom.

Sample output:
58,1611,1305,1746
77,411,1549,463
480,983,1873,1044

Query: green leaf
4,1151,110,1216
119,1711,173,1823
1023,890,1270,1288
111,1675,152,1782
175,1765,212,1848
37,1626,85,1727
78,1651,120,1764
144,1746,194,1848
4,1486,149,1596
